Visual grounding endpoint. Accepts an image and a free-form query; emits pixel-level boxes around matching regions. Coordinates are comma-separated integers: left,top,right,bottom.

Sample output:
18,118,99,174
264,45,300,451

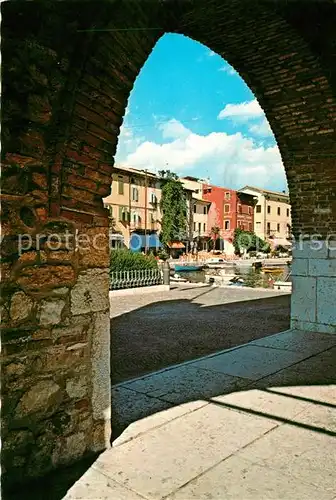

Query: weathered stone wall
1,0,335,488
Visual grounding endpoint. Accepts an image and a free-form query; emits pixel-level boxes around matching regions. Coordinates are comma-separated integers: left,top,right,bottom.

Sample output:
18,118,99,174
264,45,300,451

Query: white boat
171,273,188,283
204,257,230,268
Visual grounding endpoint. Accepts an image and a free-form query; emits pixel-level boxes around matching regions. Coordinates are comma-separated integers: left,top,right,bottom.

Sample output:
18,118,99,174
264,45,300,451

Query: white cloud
218,99,264,121
115,123,145,163
248,117,273,137
158,119,190,139
218,99,273,138
219,65,237,76
123,119,286,190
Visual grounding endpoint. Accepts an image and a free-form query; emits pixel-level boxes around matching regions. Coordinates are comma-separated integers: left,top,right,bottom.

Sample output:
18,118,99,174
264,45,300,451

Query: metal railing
110,268,163,290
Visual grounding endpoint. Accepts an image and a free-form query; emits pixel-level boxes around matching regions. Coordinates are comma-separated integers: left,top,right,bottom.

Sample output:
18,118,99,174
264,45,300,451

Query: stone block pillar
291,240,336,334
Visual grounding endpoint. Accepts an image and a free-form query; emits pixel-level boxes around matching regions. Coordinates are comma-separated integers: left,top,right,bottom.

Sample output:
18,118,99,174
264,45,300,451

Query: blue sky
115,33,287,192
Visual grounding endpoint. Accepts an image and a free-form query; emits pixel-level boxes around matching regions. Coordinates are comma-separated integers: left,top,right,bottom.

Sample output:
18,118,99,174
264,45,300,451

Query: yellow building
103,165,162,248
240,186,292,247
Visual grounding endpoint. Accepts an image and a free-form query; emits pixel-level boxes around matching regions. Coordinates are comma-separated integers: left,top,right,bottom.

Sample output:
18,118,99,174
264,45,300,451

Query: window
277,223,280,232
287,208,290,217
203,223,206,232
256,205,261,213
238,204,242,214
256,222,261,229
203,206,207,215
193,222,196,231
198,222,201,233
119,206,128,222
118,177,124,195
267,205,271,214
249,223,252,231
267,222,271,234
150,192,157,204
248,206,252,215
224,204,230,213
132,187,139,202
277,207,281,216
194,204,197,213
225,192,231,200
224,220,230,230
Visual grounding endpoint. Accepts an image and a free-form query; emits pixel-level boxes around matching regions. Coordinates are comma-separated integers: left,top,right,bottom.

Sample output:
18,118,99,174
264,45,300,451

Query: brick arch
49,0,336,237
1,0,335,489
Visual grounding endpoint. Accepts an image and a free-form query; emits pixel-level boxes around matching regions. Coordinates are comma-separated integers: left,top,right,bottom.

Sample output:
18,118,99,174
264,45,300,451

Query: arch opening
2,1,335,491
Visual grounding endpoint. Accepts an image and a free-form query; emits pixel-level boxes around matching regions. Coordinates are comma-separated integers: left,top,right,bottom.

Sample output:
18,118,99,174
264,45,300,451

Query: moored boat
174,264,204,272
204,257,229,269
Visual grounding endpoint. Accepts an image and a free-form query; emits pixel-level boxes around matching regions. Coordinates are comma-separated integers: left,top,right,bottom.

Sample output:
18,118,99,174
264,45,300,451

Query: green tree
158,170,188,246
233,228,270,255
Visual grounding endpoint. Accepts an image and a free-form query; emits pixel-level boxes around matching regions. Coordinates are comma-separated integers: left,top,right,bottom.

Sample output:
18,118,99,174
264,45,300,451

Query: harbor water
172,263,290,288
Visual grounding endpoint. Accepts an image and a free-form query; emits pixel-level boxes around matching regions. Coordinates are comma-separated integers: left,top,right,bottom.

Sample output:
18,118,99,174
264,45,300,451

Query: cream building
103,165,161,248
180,176,211,240
240,186,292,247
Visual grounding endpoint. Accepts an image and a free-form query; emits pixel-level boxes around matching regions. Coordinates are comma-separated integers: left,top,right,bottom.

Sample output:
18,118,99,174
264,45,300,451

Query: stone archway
1,0,335,487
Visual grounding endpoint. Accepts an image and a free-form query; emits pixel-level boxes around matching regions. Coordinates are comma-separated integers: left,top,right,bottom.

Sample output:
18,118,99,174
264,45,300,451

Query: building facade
240,186,292,247
201,183,256,254
180,177,211,243
103,166,162,248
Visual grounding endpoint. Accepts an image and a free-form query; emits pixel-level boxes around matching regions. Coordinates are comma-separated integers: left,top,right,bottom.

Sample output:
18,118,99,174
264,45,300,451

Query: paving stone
251,329,336,356
166,454,334,500
255,347,336,387
237,424,336,492
112,386,206,446
64,467,144,499
294,404,336,433
124,364,248,404
190,345,309,381
94,402,276,499
210,387,309,422
112,386,173,431
262,384,336,406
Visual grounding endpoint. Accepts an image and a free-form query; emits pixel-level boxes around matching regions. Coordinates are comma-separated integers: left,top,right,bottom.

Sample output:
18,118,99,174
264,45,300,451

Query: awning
109,233,124,241
272,237,292,248
129,233,162,252
167,241,185,249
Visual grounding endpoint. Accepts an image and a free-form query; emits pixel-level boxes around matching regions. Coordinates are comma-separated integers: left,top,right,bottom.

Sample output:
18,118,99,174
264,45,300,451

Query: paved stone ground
65,329,336,500
111,285,290,383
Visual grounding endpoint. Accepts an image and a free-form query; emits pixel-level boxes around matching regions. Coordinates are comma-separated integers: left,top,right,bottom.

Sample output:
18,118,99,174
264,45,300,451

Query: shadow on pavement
111,292,290,384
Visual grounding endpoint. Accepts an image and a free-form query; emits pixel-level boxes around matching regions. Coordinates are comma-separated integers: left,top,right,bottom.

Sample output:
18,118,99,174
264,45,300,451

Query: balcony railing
110,268,163,290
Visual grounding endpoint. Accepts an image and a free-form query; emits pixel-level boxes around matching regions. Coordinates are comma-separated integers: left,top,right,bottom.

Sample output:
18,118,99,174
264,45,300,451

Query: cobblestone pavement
111,285,290,383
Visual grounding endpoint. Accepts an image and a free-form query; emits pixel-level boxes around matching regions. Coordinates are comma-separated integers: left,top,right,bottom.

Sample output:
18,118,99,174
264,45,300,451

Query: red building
202,183,256,251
